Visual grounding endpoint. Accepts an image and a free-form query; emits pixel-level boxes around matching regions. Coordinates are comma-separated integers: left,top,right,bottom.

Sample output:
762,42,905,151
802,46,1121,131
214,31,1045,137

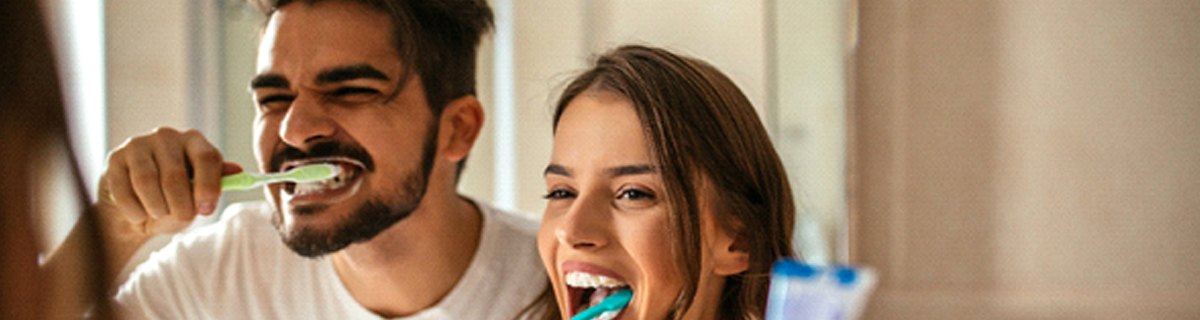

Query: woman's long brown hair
536,45,796,319
2,0,113,318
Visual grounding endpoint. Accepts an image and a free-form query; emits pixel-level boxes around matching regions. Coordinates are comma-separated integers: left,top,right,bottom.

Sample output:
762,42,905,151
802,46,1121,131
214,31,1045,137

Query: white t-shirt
115,200,548,319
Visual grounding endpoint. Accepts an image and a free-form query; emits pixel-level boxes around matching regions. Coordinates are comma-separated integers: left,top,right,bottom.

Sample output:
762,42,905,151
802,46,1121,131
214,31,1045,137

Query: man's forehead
254,0,400,78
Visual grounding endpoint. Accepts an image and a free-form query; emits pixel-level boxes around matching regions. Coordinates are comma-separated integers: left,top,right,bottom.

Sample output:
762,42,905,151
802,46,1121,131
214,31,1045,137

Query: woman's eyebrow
606,164,656,177
544,164,571,177
544,164,656,177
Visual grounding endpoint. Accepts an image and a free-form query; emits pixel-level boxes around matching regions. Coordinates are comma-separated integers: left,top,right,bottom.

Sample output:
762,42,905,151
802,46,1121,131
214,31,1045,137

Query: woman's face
539,90,739,319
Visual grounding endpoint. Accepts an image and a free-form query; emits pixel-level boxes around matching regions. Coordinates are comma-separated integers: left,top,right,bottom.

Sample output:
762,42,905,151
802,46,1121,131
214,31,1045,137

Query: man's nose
279,93,336,148
555,194,611,250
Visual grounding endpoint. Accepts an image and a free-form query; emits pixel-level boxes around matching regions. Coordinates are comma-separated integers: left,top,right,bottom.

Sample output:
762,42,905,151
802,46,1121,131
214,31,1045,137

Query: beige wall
219,3,269,206
853,0,1200,318
105,1,194,147
772,0,852,264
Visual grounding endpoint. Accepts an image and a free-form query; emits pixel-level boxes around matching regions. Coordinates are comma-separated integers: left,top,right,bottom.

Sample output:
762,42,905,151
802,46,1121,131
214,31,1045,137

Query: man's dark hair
252,0,492,181
253,0,493,116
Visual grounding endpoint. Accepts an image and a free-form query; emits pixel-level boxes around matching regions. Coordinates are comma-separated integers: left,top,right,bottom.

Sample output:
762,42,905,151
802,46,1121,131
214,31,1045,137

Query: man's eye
330,87,380,97
543,189,576,200
257,95,294,110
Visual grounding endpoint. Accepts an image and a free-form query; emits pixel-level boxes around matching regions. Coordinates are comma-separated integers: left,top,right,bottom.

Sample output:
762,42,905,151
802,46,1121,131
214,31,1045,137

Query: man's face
250,1,436,257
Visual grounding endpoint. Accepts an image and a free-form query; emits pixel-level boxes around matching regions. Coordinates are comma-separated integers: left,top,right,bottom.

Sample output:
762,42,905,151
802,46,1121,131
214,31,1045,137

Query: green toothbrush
571,288,632,320
220,163,342,191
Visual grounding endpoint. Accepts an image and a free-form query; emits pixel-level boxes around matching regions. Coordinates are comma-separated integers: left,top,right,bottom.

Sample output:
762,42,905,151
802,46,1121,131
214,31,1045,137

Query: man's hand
91,127,241,283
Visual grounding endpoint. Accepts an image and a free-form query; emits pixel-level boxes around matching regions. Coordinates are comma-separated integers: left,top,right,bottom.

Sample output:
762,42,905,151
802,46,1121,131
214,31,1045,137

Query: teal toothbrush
571,288,632,320
220,163,341,191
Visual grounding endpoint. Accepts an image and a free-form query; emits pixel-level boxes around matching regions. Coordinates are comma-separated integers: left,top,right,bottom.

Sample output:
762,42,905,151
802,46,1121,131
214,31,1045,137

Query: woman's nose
555,195,610,250
279,94,337,149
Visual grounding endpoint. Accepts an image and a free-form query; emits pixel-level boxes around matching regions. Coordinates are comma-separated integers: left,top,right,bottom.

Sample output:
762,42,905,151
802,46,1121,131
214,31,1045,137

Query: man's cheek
252,124,275,170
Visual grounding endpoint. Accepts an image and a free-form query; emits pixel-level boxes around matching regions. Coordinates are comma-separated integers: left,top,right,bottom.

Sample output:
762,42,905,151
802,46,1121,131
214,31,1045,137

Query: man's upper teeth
565,272,626,288
294,166,353,195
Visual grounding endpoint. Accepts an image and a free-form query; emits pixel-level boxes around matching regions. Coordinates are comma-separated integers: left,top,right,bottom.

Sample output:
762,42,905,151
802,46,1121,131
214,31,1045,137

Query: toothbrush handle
571,307,605,320
570,289,632,320
220,172,262,191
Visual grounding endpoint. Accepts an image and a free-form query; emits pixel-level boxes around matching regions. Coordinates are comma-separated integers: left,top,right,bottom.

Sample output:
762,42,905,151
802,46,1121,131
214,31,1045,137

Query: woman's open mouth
280,157,366,205
566,271,633,319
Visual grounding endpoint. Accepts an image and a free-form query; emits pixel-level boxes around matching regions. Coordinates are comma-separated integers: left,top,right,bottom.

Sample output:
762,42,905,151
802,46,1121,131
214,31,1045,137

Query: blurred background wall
853,0,1200,318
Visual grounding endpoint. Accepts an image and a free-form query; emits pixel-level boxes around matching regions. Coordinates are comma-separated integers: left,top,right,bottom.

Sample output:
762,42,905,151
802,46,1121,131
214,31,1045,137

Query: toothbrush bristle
290,163,340,183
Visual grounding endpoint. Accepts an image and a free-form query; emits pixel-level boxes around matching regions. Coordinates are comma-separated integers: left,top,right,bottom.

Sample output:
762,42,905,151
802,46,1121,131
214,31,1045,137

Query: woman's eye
616,188,655,201
614,187,658,210
543,189,576,200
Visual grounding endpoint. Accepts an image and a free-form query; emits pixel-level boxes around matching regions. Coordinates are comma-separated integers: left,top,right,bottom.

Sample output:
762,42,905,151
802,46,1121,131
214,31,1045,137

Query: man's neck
329,195,483,318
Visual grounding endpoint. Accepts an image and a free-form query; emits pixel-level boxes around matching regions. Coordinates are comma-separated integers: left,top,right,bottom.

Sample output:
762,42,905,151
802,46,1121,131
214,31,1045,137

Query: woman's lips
560,261,633,317
561,261,626,281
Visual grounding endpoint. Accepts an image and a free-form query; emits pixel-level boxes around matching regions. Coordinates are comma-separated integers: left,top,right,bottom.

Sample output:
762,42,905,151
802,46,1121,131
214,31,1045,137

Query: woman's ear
438,96,484,162
712,224,750,276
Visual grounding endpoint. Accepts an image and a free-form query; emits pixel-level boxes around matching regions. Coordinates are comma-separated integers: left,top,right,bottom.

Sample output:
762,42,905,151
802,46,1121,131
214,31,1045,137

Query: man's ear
437,96,484,162
712,225,751,276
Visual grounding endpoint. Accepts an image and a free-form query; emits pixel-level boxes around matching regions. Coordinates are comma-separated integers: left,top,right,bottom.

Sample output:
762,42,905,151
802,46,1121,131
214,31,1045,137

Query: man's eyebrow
606,164,656,177
544,164,571,177
316,64,390,84
250,74,289,90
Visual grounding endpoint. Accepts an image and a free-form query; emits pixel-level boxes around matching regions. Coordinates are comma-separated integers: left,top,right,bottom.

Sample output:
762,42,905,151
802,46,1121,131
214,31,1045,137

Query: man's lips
278,157,366,204
279,156,366,174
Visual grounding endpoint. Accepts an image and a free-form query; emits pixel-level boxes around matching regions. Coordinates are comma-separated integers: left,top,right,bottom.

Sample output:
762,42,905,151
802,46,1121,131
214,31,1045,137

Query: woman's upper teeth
565,272,627,288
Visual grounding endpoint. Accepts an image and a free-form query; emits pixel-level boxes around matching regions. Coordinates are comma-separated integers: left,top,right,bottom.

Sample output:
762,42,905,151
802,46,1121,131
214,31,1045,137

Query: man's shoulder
215,200,275,229
132,201,277,267
474,200,540,237
182,200,280,257
116,201,345,319
442,199,547,319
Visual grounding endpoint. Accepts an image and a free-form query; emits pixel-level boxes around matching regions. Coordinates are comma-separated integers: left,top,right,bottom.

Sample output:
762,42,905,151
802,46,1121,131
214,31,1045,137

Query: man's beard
270,123,439,258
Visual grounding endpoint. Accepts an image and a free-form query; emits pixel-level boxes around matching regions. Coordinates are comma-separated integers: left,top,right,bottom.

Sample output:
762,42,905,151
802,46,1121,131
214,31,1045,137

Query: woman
537,45,796,319
3,0,112,318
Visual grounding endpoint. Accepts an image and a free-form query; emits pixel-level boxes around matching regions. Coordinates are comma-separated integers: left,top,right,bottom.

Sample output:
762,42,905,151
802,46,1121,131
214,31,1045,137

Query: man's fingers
152,138,196,222
104,159,148,224
127,149,169,220
222,162,244,176
184,133,224,216
99,127,222,236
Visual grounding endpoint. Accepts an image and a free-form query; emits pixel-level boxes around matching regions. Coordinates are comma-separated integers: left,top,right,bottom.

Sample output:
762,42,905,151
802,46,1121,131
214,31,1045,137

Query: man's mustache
269,141,375,173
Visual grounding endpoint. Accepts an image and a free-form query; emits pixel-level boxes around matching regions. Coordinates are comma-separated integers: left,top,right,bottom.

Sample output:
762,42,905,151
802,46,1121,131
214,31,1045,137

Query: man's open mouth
566,271,632,319
280,157,366,202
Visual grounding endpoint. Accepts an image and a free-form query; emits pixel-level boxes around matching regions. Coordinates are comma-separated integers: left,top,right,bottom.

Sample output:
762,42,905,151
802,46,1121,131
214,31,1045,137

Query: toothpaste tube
765,260,877,320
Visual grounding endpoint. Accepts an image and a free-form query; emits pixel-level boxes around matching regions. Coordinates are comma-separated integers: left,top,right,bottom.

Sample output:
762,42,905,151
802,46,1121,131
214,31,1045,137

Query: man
71,0,546,318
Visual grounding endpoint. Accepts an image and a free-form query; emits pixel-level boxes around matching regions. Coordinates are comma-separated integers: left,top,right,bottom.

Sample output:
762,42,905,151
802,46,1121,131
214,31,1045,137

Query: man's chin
280,227,353,258
274,209,356,258
272,199,415,258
